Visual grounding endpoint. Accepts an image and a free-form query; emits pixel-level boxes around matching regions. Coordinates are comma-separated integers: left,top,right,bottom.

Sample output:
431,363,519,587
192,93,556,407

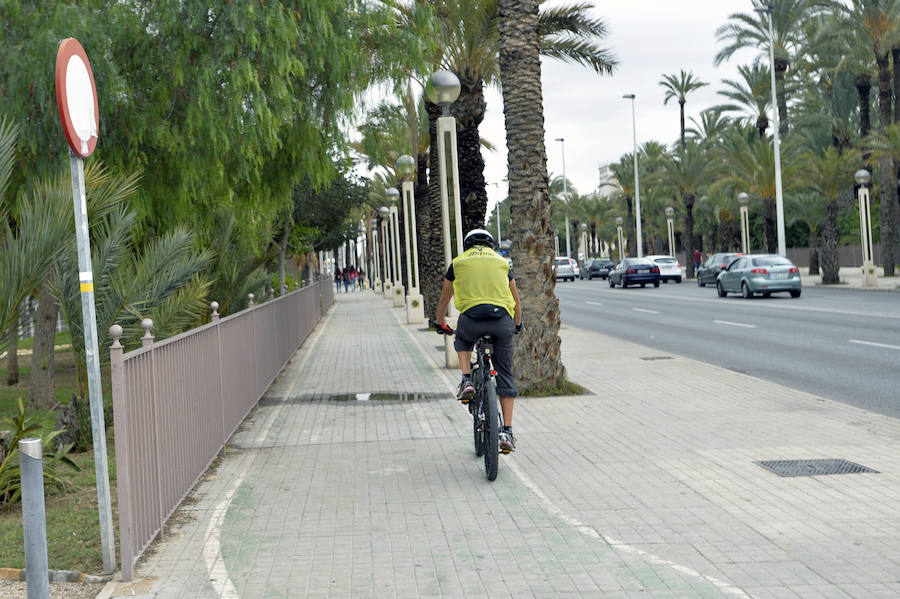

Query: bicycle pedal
458,397,470,404
501,448,512,454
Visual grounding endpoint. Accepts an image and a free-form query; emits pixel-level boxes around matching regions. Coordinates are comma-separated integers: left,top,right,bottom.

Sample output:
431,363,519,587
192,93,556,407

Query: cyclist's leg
491,316,517,424
453,314,478,400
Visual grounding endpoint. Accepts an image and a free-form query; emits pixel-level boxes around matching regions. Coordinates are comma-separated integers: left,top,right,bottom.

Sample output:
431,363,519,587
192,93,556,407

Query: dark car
697,252,742,287
608,258,661,288
585,258,615,280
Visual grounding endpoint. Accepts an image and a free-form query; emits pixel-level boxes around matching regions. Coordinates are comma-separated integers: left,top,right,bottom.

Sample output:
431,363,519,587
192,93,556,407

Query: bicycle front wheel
483,379,499,481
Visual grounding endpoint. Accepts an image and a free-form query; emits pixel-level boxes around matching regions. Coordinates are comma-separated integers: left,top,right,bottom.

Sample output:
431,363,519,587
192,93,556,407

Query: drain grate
640,356,673,361
756,459,878,478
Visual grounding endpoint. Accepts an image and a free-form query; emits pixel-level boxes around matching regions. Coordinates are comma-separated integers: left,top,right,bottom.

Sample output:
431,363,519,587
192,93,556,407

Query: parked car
697,252,742,287
585,258,615,280
646,255,682,283
716,254,802,299
608,258,661,288
554,256,579,282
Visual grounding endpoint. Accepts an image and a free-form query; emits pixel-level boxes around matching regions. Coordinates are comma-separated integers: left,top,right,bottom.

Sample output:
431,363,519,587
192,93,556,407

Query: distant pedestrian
349,266,358,291
334,268,342,293
342,267,350,293
358,268,366,289
693,249,702,273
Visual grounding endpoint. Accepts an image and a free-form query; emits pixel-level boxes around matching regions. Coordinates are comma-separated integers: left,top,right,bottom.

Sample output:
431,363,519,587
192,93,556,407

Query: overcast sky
481,0,762,213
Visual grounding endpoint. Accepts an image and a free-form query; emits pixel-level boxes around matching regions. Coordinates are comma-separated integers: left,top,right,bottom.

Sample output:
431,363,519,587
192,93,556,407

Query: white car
646,255,683,283
554,256,579,282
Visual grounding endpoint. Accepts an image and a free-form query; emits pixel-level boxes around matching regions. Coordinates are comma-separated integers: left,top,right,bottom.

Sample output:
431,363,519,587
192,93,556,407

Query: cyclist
435,229,522,452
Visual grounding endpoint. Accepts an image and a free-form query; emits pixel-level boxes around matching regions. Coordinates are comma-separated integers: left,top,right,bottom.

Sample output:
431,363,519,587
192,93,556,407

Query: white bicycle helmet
463,228,495,250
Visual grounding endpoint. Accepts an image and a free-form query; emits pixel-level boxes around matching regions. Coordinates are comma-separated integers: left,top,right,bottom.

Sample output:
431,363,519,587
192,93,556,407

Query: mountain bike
430,319,503,481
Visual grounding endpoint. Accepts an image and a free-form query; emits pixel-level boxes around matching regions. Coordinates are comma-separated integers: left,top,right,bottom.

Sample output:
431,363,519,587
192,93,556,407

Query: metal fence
110,279,333,581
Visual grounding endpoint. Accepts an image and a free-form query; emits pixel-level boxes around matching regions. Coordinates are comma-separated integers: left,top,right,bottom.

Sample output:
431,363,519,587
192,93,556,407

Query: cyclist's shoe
457,378,475,403
499,430,516,453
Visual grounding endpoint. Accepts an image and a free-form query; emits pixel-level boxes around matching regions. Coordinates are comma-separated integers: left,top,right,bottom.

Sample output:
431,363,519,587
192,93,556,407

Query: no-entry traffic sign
55,38,99,157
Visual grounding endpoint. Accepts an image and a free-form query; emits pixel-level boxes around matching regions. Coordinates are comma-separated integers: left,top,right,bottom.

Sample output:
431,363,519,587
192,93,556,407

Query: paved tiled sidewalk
99,291,900,598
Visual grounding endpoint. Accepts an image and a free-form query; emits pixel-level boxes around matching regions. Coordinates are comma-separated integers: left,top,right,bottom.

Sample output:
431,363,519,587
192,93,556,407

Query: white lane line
633,308,660,314
849,339,900,351
714,319,757,329
395,313,750,598
585,301,604,306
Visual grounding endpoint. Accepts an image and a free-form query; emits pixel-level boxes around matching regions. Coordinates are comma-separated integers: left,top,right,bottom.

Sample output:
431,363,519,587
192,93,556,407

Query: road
554,277,900,419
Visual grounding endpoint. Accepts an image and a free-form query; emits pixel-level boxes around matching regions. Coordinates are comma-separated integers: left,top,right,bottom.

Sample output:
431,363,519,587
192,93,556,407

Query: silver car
554,256,578,282
646,255,683,283
716,254,802,299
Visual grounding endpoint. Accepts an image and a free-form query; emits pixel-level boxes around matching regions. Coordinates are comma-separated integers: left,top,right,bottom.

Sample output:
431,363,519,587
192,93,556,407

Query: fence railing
110,279,333,581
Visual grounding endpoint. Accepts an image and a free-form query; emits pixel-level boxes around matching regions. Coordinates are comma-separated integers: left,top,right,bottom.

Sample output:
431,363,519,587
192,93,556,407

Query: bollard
19,438,50,599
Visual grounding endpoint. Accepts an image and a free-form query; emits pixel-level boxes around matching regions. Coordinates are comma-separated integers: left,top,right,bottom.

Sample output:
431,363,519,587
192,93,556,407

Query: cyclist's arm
435,277,454,324
509,278,522,326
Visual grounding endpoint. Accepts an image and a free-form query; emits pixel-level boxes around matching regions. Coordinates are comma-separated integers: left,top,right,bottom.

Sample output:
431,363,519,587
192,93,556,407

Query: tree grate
640,356,674,361
756,459,878,478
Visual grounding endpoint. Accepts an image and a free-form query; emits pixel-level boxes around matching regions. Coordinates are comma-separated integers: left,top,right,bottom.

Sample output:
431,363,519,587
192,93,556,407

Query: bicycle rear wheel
483,379,499,481
473,401,484,457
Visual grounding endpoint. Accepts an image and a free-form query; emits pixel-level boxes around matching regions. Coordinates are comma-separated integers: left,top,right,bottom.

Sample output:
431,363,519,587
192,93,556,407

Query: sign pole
68,151,116,573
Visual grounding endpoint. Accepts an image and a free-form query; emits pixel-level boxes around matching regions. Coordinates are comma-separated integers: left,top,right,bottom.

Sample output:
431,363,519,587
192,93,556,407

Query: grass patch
0,437,117,573
0,332,116,573
520,375,589,398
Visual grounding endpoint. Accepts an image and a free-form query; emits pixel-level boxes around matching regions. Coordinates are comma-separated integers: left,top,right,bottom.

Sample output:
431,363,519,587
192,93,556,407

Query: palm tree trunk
421,98,446,317
30,284,58,409
684,194,695,279
679,100,686,150
454,74,489,235
808,230,819,276
4,321,18,386
762,197,776,253
877,52,896,276
821,197,840,284
498,0,565,390
625,195,635,257
775,58,789,136
856,74,871,140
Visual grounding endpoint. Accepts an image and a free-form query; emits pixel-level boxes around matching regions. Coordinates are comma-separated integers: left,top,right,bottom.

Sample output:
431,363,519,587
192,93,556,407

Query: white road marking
714,320,757,329
633,308,660,314
585,301,604,306
849,339,900,351
395,312,750,597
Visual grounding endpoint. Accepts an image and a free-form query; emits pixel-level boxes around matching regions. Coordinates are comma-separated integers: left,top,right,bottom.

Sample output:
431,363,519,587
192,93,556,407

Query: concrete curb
0,566,112,583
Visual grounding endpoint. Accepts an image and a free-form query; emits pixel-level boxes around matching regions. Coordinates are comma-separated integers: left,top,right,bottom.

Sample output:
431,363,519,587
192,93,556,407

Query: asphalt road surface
555,277,900,419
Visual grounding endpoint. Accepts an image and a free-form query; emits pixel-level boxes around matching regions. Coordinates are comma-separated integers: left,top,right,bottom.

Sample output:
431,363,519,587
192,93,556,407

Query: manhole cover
640,356,673,361
756,459,878,477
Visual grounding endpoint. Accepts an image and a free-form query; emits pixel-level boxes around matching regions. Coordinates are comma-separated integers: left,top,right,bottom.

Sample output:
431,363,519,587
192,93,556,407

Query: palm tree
497,0,565,390
716,63,774,139
686,108,732,148
659,70,708,150
786,192,827,275
662,141,716,279
608,155,637,256
836,0,900,276
715,0,826,137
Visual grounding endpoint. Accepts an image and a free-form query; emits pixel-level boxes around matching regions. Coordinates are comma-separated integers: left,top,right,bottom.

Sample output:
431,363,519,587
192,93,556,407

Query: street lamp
855,169,877,286
386,187,404,306
555,137,571,258
616,216,624,262
397,154,424,322
622,94,643,257
378,205,392,297
426,70,463,367
755,4,785,256
665,206,675,257
738,192,750,255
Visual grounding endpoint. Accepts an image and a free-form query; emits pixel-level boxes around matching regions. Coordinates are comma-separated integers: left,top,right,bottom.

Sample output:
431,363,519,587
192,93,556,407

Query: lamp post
755,4,786,256
555,137,571,258
622,94,643,257
397,155,424,323
386,187,404,307
616,216,624,262
738,192,750,255
378,206,392,297
426,70,463,367
665,206,675,257
855,169,877,286
370,217,379,292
